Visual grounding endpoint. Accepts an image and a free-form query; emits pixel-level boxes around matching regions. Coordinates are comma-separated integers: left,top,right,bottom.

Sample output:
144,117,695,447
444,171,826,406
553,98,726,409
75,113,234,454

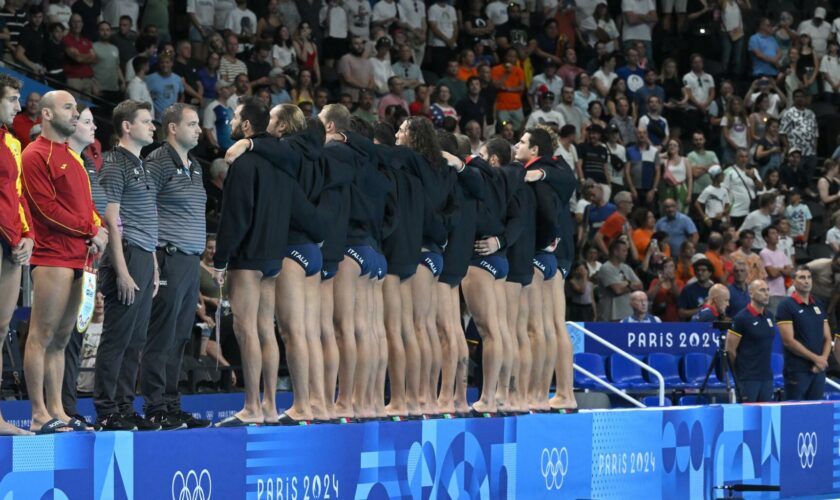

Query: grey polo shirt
99,146,158,252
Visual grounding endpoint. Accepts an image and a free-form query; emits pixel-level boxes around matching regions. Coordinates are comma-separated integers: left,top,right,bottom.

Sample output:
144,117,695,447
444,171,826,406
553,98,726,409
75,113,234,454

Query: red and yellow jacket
0,127,34,248
21,135,101,269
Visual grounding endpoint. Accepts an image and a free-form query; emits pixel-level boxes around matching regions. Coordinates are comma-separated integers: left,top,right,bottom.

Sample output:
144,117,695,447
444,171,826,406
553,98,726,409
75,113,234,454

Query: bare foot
0,420,33,436
549,395,578,410
385,404,406,416
333,403,354,419
234,409,265,425
471,401,496,414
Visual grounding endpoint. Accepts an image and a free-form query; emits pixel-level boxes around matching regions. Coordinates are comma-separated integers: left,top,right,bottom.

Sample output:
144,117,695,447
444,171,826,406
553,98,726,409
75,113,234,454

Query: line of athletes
211,97,579,426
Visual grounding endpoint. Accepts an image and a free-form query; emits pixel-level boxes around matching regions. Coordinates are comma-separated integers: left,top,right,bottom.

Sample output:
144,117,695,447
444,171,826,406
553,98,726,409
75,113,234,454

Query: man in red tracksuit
21,90,108,434
0,74,34,435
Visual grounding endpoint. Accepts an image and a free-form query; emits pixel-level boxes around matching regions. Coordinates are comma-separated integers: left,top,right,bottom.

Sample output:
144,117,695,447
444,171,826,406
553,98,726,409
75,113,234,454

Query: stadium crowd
0,0,840,431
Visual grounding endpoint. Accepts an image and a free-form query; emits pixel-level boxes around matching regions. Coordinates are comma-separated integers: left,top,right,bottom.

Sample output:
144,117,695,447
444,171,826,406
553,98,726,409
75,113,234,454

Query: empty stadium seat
608,354,658,389
573,353,607,390
681,353,725,389
771,353,784,389
645,353,683,388
642,395,672,407
678,395,710,406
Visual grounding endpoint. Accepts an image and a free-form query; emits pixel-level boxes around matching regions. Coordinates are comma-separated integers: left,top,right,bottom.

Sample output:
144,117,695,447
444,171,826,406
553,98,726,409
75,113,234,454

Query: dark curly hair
404,117,443,169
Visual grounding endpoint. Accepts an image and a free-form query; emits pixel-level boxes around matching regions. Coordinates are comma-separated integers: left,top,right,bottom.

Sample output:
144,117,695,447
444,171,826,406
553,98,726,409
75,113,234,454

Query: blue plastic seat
681,353,725,389
825,393,840,401
646,353,684,388
608,354,658,389
770,353,784,389
678,394,711,406
573,353,607,390
642,395,672,407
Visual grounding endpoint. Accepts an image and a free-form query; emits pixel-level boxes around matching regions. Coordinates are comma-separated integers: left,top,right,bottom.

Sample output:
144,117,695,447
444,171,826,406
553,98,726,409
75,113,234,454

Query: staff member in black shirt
726,279,776,403
140,104,211,429
776,266,832,400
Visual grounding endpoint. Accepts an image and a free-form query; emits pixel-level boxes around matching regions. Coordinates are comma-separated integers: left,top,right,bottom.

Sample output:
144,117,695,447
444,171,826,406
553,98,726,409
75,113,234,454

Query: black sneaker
147,411,187,430
170,410,212,429
122,412,162,431
96,413,138,431
71,413,101,431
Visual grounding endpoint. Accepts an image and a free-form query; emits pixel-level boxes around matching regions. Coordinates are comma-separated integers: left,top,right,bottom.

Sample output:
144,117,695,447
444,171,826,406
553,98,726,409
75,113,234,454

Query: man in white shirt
343,0,371,39
621,0,656,67
427,0,457,76
695,165,729,230
722,148,763,227
103,0,139,29
799,7,831,58
485,0,509,26
225,0,257,52
682,53,715,128
372,0,398,30
187,0,216,61
528,59,563,108
127,56,154,118
397,0,427,66
525,91,564,130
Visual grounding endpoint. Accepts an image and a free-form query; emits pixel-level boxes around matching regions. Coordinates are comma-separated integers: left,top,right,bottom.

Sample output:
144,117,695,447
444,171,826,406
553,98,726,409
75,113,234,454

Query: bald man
620,291,662,323
692,284,730,321
21,90,108,433
726,280,776,403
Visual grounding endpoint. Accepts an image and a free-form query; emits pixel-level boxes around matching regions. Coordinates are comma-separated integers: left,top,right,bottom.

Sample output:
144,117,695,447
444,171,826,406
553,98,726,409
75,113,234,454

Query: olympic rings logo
540,447,569,490
172,469,212,500
797,432,817,469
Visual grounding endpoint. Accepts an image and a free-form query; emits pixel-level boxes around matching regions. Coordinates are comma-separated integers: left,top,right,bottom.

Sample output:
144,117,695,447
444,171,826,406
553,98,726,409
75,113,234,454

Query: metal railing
826,377,840,393
567,322,666,407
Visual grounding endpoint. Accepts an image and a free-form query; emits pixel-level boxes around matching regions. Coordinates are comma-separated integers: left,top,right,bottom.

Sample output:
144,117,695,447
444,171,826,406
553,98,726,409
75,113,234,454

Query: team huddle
212,98,578,425
0,70,579,432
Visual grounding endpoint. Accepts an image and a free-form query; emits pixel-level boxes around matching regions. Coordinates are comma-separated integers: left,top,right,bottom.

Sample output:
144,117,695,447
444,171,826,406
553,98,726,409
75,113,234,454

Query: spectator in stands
749,17,781,79
205,158,228,229
111,15,137,70
760,225,791,314
726,279,775,403
228,73,251,109
391,45,423,102
727,261,750,316
704,231,728,282
557,47,583,90
660,138,692,212
678,258,714,319
16,6,46,78
396,0,427,64
292,22,320,86
245,42,272,90
777,266,831,400
124,34,157,81
826,212,840,252
556,87,587,143
695,165,729,233
621,291,661,323
609,96,636,147
731,229,767,283
817,159,840,215
783,190,812,245
219,33,247,83
753,118,782,176
738,193,774,250
780,90,819,176
352,90,377,123
585,183,615,240
682,54,714,133
617,47,646,98
490,48,526,132
627,127,661,206
820,40,840,105
578,124,610,187
722,148,761,228
596,238,643,321
92,21,125,104
377,77,408,120
621,0,656,67
634,69,663,116
146,53,185,118
225,0,257,52
186,0,214,63
779,148,810,196
12,92,41,148
337,36,375,102
427,0,458,77
647,257,682,321
63,13,97,96
691,284,729,321
430,84,458,128
655,197,698,253
173,40,203,106
529,59,562,108
638,95,668,150
126,56,154,117
591,52,617,100
203,80,235,155
799,7,830,58
595,190,634,257
806,254,840,310
567,261,596,321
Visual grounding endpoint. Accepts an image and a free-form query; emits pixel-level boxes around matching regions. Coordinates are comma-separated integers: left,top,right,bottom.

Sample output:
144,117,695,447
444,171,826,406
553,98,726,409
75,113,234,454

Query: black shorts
0,237,10,261
30,264,83,281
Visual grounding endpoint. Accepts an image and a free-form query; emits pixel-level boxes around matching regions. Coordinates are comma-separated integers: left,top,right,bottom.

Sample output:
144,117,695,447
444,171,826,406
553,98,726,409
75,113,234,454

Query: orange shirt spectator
599,211,626,247
490,62,525,111
704,250,726,282
632,228,671,258
648,277,684,321
457,65,477,81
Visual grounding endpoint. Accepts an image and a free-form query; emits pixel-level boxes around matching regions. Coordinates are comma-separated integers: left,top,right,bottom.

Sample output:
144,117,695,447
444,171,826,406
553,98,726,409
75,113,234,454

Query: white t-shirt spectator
607,142,627,186
397,0,426,30
783,203,813,240
748,91,782,117
344,0,371,38
832,17,840,46
556,142,580,176
621,0,655,41
526,109,565,129
225,6,258,37
127,76,154,118
720,116,749,148
321,4,349,39
580,17,620,52
103,0,140,29
739,210,772,249
592,69,618,94
427,2,457,47
485,0,509,25
722,2,742,33
47,3,72,28
722,165,756,217
372,0,398,26
187,0,216,27
697,184,730,218
213,0,236,30
820,54,840,93
799,18,832,57
826,226,840,249
682,71,715,108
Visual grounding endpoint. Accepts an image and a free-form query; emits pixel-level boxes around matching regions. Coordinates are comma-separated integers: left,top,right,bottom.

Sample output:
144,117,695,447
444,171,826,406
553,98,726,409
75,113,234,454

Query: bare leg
400,279,421,415
383,275,406,415
320,278,339,419
305,274,328,420
452,287,470,414
461,267,502,413
425,280,441,413
275,260,311,420
25,266,74,431
351,275,372,418
225,269,265,423
0,258,32,435
550,276,577,410
411,265,434,414
515,285,532,412
259,277,287,421
333,257,360,418
504,282,524,411
45,275,83,424
373,278,387,417
527,270,546,410
540,279,558,408
493,279,512,411
435,282,456,414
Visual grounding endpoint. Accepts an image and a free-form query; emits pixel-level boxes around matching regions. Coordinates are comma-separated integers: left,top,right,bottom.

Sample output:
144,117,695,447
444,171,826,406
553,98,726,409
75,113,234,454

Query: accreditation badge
76,256,98,333
814,306,822,315
766,317,773,327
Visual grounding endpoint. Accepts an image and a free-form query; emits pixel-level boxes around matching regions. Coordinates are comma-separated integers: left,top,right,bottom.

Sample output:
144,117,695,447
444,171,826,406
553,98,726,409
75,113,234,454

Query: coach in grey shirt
596,238,643,321
94,100,159,431
139,103,211,429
